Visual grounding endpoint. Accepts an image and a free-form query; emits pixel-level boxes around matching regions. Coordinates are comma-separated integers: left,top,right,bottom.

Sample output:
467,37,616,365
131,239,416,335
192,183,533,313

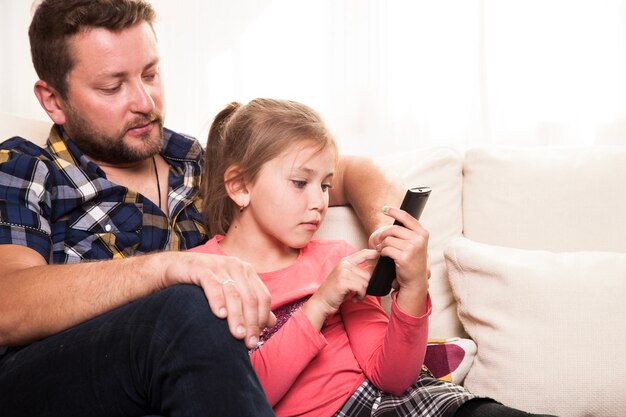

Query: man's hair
202,98,339,237
29,0,156,99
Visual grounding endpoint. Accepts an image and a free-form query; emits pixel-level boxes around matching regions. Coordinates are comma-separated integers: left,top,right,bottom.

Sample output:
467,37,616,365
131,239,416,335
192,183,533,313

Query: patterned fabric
0,125,208,263
249,295,311,353
333,371,479,417
424,338,477,384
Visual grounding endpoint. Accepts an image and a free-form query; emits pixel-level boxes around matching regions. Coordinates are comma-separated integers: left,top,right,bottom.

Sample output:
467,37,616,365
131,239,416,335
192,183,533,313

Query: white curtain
2,0,626,156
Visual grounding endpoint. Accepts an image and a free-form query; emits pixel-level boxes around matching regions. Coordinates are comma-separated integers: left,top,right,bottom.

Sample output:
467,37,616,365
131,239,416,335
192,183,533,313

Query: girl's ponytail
202,102,240,236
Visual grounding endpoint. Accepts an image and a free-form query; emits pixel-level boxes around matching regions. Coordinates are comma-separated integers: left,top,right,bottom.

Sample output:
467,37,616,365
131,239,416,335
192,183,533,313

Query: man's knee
157,284,210,317
144,285,237,350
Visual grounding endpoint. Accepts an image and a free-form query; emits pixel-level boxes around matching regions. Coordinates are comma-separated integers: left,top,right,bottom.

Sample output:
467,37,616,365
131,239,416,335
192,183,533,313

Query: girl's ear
33,80,67,125
224,165,250,210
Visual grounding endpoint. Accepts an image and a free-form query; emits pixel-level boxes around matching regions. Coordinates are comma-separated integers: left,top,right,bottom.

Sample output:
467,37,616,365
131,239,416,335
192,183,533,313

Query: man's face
60,22,165,165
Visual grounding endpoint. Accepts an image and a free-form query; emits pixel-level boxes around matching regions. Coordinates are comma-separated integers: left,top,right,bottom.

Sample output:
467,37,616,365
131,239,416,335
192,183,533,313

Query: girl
190,99,554,417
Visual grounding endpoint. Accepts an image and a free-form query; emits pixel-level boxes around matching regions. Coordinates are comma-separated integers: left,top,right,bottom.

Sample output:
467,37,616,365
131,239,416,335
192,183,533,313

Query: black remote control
366,187,431,296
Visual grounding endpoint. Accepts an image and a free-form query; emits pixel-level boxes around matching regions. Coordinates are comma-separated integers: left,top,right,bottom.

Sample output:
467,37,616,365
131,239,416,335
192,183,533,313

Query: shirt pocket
53,201,143,262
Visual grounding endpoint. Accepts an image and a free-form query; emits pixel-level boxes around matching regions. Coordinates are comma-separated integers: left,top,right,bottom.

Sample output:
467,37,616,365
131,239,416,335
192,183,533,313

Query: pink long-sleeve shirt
190,236,431,417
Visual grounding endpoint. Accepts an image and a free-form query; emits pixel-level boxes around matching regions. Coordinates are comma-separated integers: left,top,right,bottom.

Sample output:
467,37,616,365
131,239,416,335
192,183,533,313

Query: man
0,0,402,415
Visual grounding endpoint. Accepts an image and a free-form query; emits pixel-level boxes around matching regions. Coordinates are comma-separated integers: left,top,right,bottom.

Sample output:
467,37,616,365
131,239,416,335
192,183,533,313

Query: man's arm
0,244,272,348
330,155,404,235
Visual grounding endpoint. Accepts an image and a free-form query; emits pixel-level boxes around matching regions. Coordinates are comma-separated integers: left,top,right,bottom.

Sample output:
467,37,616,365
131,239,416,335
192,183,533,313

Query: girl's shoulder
187,235,224,254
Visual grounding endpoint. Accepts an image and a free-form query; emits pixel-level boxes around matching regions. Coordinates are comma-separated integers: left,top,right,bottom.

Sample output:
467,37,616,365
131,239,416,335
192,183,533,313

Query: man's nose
129,80,156,114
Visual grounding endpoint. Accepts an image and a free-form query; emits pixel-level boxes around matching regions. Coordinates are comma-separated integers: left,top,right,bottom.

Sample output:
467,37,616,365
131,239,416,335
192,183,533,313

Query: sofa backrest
462,146,626,252
0,112,51,147
319,144,626,341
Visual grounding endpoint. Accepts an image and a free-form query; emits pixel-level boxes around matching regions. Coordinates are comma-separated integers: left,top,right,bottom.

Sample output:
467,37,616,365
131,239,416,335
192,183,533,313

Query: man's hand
161,252,276,349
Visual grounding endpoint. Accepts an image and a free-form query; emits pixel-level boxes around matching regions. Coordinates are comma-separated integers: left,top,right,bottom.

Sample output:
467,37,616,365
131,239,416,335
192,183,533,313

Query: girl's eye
321,184,333,192
291,180,307,189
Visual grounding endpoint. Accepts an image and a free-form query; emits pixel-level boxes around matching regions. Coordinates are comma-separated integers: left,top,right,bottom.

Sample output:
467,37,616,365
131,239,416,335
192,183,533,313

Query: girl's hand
370,206,430,315
302,249,379,330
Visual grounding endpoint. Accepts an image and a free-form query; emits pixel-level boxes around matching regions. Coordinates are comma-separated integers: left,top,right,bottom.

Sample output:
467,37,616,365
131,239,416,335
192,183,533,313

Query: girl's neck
219,222,300,273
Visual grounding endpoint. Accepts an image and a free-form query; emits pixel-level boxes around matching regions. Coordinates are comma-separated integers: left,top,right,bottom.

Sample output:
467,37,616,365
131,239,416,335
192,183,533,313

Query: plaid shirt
0,125,208,264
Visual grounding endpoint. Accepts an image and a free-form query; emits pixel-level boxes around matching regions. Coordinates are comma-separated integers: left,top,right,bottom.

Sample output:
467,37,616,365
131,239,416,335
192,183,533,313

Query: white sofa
316,145,626,417
2,112,625,417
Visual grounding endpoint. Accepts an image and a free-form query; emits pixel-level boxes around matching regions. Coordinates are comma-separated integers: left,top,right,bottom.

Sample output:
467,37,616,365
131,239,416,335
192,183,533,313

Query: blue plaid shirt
0,125,208,263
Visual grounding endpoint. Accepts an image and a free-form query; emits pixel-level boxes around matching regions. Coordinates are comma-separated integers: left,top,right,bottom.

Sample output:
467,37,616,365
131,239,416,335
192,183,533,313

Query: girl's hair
202,98,338,237
29,0,156,99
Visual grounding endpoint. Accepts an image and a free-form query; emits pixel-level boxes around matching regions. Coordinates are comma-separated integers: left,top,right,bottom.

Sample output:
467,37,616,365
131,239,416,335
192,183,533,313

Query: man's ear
33,80,66,125
224,165,250,209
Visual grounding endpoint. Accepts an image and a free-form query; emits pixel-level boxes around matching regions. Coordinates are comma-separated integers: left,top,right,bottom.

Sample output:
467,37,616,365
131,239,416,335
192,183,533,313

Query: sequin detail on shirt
249,295,311,354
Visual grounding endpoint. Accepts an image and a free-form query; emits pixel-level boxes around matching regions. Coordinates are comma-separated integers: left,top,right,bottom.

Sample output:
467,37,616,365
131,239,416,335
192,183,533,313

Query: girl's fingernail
219,307,227,317
383,206,390,213
237,325,246,337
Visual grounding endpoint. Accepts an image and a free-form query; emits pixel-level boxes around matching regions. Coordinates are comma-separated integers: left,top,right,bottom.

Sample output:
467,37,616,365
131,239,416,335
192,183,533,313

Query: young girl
190,99,554,417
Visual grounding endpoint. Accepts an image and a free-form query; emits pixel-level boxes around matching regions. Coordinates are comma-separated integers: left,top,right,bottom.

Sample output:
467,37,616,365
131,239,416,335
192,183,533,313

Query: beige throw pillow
444,237,626,417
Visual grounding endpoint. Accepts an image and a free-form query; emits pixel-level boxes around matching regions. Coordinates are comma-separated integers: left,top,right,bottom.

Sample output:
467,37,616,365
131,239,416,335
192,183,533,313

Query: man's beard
63,105,164,165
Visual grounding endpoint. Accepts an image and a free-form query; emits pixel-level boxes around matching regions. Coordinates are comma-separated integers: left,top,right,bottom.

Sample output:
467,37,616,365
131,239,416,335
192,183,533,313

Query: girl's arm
249,310,327,406
342,203,432,395
341,293,431,396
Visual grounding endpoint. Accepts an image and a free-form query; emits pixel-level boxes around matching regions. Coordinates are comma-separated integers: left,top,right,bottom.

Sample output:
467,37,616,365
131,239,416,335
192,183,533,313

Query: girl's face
244,142,336,250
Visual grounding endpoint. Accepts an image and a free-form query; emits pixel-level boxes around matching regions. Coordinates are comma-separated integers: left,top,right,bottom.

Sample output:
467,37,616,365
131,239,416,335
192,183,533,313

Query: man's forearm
0,246,273,349
0,248,165,346
331,155,404,235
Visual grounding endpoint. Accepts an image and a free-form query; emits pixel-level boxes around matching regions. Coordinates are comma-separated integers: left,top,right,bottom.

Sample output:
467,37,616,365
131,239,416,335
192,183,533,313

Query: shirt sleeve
250,309,328,406
0,143,53,260
341,292,432,395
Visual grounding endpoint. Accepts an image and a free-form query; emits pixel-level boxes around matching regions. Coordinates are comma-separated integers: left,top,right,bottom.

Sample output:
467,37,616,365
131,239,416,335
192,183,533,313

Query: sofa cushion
0,111,51,147
317,146,465,339
444,237,626,417
462,145,626,252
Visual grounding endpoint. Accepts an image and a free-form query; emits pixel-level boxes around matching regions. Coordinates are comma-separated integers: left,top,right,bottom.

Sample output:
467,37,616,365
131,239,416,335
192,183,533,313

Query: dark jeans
0,285,274,417
455,399,559,417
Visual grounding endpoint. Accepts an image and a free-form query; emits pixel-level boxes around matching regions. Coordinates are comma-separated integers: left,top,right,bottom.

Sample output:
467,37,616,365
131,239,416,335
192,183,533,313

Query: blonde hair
202,98,338,237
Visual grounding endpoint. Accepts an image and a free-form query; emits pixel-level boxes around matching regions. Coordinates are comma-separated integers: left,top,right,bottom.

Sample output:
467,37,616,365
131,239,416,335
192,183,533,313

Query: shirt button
105,224,112,232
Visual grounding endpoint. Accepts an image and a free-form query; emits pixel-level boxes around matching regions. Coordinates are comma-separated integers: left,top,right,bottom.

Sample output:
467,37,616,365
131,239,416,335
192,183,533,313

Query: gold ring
222,279,236,285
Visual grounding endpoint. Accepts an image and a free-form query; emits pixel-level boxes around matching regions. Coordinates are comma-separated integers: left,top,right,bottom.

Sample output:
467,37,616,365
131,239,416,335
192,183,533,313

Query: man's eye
100,86,121,94
291,180,307,189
